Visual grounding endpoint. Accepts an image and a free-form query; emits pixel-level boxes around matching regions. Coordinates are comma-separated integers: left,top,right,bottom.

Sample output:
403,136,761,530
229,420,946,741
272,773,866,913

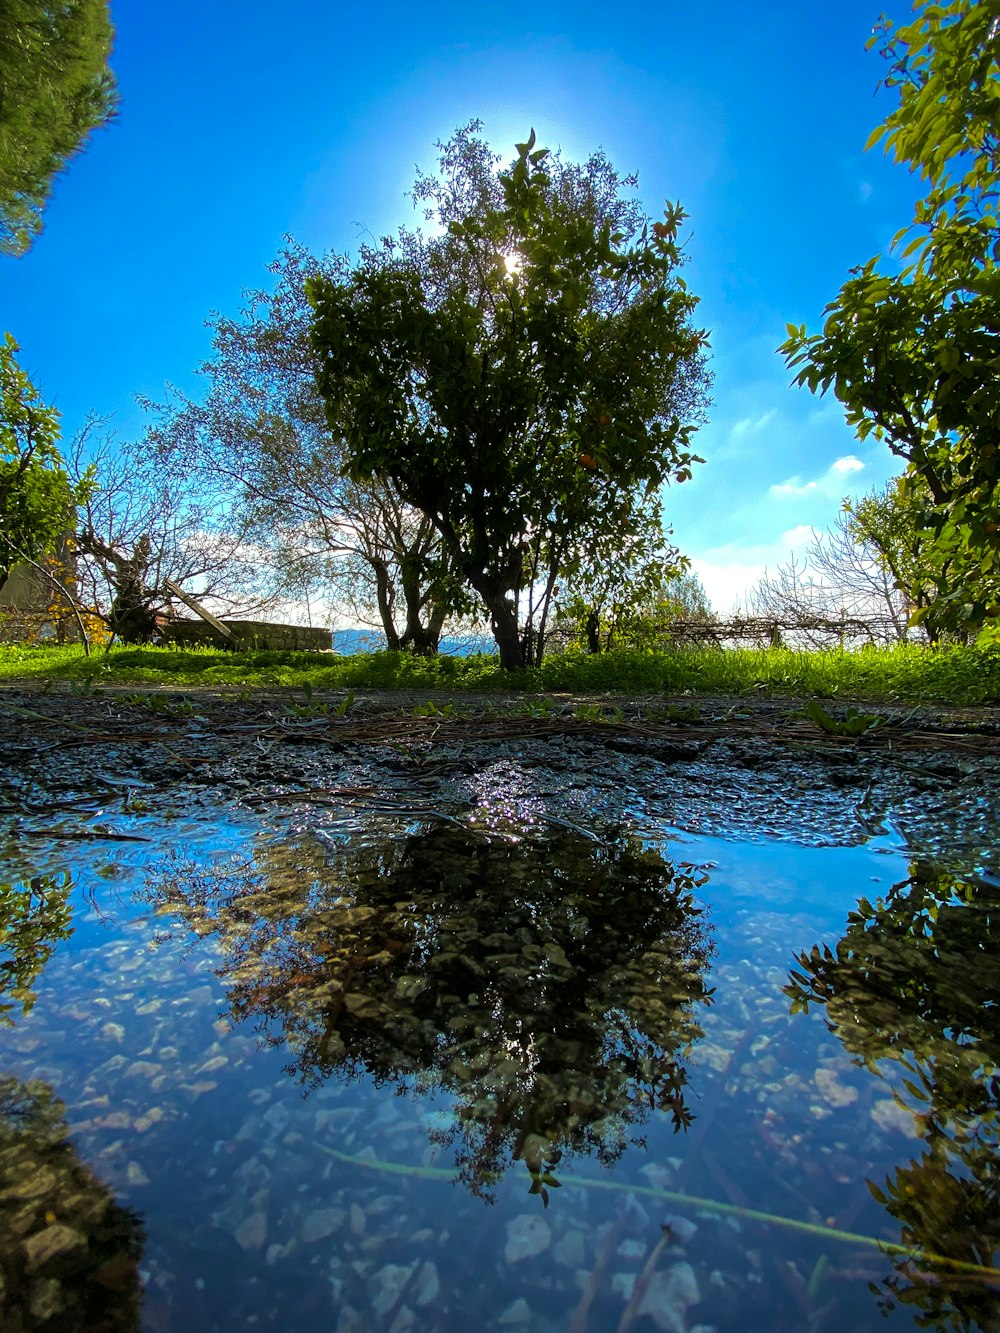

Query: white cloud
831,455,865,475
779,523,816,546
770,454,865,498
729,408,777,440
691,525,817,614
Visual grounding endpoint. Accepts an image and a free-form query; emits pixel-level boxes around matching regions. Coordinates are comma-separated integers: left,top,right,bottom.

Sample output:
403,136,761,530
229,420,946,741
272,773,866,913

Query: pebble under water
0,694,998,1332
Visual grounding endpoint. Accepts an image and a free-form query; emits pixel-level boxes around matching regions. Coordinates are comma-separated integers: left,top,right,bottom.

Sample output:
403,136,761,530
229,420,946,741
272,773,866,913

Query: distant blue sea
331,629,495,657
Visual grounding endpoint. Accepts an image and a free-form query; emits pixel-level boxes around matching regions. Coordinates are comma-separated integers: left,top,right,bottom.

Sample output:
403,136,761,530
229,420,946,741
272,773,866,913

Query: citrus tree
309,124,710,668
781,0,1000,641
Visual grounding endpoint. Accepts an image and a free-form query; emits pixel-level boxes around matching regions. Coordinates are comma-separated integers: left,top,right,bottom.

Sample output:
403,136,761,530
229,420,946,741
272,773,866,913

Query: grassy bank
0,641,998,706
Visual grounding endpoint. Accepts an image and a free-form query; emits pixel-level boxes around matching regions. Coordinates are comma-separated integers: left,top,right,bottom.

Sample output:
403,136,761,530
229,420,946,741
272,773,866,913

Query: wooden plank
163,579,232,638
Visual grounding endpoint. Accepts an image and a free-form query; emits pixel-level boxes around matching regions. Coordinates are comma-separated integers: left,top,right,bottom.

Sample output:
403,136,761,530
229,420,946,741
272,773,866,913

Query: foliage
147,826,713,1200
844,476,981,643
1,639,998,705
309,123,710,668
781,0,1000,641
0,871,73,1023
0,333,84,593
553,493,686,652
785,862,1000,1329
0,0,117,254
797,699,883,737
146,241,469,654
0,1074,144,1328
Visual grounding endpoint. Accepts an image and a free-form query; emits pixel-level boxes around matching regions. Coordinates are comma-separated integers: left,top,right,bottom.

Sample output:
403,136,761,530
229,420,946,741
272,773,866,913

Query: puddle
0,710,998,1330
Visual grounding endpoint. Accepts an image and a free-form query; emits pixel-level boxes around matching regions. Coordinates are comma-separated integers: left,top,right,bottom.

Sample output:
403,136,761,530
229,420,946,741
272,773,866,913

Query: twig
615,1226,671,1333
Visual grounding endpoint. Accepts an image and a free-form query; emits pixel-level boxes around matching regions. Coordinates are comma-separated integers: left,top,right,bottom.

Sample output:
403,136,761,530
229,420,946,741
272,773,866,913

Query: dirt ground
1,681,997,869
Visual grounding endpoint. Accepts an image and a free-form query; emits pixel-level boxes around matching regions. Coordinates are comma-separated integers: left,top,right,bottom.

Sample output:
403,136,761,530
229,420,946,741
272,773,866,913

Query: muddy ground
1,683,997,876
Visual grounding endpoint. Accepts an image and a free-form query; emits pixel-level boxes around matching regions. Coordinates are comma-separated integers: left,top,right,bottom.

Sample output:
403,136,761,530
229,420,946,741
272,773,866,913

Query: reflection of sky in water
0,788,996,1331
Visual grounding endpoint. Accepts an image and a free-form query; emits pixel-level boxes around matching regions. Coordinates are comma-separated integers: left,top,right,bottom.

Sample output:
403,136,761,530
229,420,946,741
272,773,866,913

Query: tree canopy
781,0,1000,642
309,124,711,667
0,333,82,594
0,0,117,255
148,825,713,1202
786,861,1000,1329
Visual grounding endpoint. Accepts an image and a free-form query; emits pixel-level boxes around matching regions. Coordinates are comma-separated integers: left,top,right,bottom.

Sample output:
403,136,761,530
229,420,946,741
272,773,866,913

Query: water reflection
148,825,714,1201
0,872,74,1025
0,1074,144,1330
785,861,1000,1331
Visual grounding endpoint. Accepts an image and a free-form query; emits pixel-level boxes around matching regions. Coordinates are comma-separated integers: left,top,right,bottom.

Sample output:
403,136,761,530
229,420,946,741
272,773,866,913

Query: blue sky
1,0,923,610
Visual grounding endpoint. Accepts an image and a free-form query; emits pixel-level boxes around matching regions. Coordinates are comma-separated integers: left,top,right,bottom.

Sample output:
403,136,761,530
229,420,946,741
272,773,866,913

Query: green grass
1,641,998,706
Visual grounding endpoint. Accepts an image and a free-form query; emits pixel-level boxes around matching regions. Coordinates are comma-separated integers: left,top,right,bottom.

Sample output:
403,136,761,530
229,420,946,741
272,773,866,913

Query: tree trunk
585,609,601,655
398,559,441,655
371,559,400,651
477,585,523,668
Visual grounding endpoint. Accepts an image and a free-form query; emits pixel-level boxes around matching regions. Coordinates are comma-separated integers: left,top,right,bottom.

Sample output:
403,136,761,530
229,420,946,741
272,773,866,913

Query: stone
125,1061,162,1079
133,1107,165,1132
618,1238,647,1262
664,1214,698,1246
372,1263,415,1317
29,1277,65,1321
181,1080,217,1097
5,1165,56,1200
554,1229,586,1268
814,1067,858,1107
412,1260,439,1307
497,1298,532,1326
350,1203,366,1236
234,1211,267,1251
638,1263,701,1333
126,1161,150,1186
612,1272,636,1300
871,1098,920,1138
23,1224,86,1271
503,1214,551,1264
301,1208,345,1243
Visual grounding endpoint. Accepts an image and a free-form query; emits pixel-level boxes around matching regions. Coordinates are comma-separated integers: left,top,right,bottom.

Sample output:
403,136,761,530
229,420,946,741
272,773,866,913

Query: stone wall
160,619,333,652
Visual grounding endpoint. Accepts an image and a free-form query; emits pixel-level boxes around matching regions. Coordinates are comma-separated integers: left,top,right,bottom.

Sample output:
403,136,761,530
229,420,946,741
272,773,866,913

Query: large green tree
786,862,1000,1329
781,0,1000,642
148,825,712,1202
0,0,117,255
309,124,710,668
0,333,81,594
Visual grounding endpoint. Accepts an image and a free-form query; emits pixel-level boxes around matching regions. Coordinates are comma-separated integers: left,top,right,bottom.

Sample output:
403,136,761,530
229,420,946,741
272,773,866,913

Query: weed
411,700,457,718
575,703,625,724
118,691,194,718
646,702,703,724
285,682,329,719
799,700,884,737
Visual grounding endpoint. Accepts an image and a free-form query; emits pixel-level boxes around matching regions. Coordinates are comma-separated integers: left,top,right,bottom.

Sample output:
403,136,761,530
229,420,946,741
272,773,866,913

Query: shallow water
1,784,998,1332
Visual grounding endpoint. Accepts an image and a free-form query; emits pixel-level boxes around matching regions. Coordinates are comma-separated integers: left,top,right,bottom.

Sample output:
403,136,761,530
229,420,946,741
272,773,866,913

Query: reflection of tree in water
152,826,714,1200
0,1075,144,1331
785,861,1000,1332
0,872,73,1024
